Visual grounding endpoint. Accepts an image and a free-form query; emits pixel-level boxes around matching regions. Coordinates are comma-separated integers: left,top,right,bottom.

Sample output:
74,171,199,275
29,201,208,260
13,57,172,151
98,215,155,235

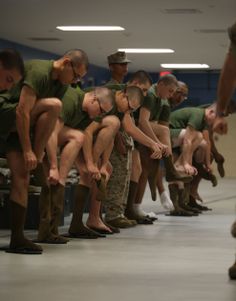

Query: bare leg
151,122,172,153
190,174,203,201
174,130,203,175
93,116,120,164
130,149,142,182
134,146,151,206
67,159,102,238
86,182,112,233
31,98,62,162
58,127,84,185
7,150,42,253
156,167,165,195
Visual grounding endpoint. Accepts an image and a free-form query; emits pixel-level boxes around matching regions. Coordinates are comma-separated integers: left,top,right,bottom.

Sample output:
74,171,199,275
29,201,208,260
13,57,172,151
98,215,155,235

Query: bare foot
86,217,112,233
183,163,198,176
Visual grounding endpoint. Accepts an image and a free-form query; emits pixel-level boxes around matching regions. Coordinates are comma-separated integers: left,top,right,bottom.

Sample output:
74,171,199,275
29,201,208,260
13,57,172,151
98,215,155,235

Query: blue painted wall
0,38,60,60
1,38,230,106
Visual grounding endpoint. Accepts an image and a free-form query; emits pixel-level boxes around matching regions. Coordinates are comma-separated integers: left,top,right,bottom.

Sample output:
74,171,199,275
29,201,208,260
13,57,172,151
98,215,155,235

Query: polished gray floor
0,178,236,301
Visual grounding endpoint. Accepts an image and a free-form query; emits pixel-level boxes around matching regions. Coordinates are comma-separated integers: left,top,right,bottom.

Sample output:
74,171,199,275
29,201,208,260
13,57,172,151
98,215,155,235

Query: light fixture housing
118,48,174,53
56,26,125,31
161,63,209,69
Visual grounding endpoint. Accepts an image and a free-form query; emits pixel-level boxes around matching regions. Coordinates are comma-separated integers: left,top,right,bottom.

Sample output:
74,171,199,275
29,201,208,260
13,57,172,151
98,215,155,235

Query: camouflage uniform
104,53,132,221
104,130,133,221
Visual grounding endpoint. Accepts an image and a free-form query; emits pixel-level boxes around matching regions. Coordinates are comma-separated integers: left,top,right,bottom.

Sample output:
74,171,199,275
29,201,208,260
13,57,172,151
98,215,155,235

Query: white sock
133,204,147,217
133,204,158,219
160,190,174,210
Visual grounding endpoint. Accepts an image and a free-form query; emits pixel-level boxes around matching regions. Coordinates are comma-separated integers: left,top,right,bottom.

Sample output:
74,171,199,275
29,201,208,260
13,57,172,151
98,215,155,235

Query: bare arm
46,119,63,184
100,140,114,182
214,49,236,134
83,121,101,174
217,50,236,113
122,112,162,159
16,85,37,170
202,129,211,170
181,126,198,166
139,107,169,156
101,140,114,167
138,107,160,143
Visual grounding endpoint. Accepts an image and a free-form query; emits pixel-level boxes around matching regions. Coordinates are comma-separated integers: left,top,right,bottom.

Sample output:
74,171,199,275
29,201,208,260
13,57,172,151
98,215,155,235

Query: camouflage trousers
104,148,132,221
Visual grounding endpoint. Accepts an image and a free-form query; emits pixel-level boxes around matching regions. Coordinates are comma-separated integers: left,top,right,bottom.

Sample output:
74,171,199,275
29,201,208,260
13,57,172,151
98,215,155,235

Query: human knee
107,161,113,175
11,173,29,195
132,160,142,180
102,116,120,134
47,98,62,115
70,131,85,147
194,131,203,143
199,138,207,150
79,173,92,187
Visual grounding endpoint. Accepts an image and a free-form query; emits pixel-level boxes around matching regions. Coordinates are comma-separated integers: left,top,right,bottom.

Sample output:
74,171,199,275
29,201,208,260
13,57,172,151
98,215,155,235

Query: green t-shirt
106,78,122,85
0,60,68,103
104,83,125,91
24,60,68,99
60,87,102,130
229,21,236,58
136,84,170,123
106,103,124,121
170,107,207,131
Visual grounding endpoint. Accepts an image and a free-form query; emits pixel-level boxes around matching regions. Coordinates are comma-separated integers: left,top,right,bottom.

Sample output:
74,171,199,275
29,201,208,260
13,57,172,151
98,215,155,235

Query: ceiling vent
162,8,202,14
28,37,61,41
194,29,227,34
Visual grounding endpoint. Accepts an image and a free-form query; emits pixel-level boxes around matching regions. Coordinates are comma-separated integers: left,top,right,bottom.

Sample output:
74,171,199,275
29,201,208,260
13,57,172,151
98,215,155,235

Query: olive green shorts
5,132,23,152
170,128,182,139
0,102,17,140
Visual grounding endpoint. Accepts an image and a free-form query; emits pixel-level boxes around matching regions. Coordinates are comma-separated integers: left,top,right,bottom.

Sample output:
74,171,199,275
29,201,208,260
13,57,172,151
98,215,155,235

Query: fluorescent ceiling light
118,48,174,53
57,26,124,31
161,63,209,69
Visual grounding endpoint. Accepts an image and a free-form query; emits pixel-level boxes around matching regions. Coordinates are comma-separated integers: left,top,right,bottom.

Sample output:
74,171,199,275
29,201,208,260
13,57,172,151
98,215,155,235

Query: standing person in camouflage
0,48,24,92
107,51,131,84
86,83,162,231
0,49,88,254
36,86,114,242
102,50,133,228
102,71,156,228
212,21,236,280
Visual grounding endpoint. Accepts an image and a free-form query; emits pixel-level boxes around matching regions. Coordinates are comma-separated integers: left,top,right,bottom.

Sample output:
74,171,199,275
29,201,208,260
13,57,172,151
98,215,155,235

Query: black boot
231,220,236,238
168,184,192,217
178,188,199,216
193,161,218,187
125,181,153,225
189,195,212,211
163,155,192,183
32,162,48,187
96,174,107,202
49,183,69,244
37,185,52,241
8,201,42,254
229,260,236,280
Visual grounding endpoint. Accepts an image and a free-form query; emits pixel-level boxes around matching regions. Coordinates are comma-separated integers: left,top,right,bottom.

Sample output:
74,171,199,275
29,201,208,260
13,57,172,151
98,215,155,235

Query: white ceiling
0,0,235,72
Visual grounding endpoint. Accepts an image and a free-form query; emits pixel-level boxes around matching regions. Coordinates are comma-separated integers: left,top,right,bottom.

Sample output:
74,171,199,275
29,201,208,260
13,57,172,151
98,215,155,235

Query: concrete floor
0,178,236,301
